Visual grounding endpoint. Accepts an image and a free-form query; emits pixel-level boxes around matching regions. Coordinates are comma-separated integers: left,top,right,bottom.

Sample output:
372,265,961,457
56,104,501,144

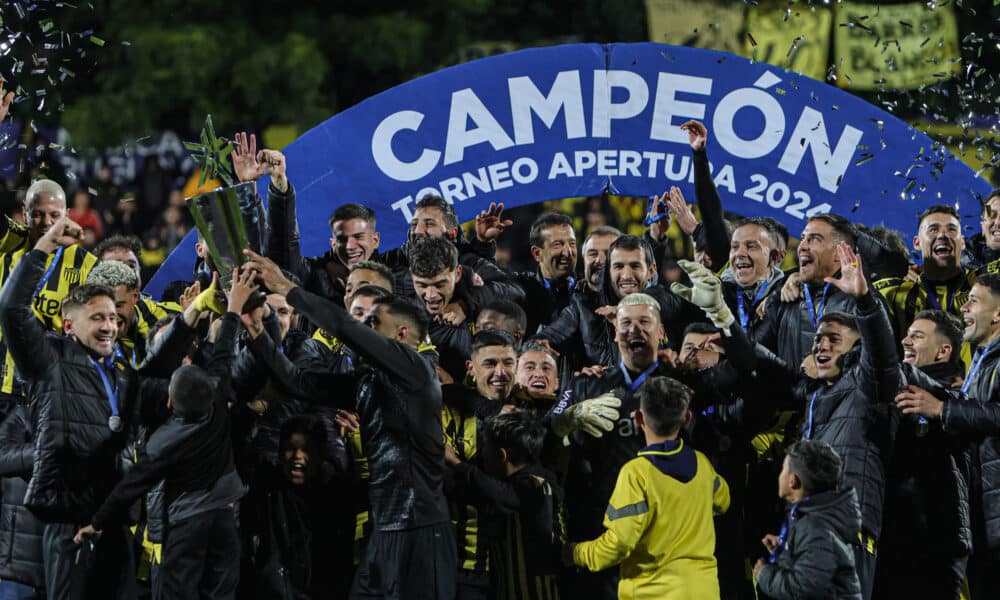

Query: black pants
873,547,966,600
559,567,618,600
351,523,456,600
155,508,240,600
43,522,133,600
853,543,876,600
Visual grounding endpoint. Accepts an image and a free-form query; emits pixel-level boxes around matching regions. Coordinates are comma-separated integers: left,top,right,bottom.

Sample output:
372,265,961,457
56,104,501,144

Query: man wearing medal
552,292,674,600
0,216,133,599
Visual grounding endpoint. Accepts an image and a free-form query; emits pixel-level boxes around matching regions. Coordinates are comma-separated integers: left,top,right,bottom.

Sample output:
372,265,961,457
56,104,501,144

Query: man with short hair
581,226,622,293
721,218,785,338
0,216,133,599
474,300,527,345
348,285,394,324
876,309,969,600
0,180,98,411
245,250,457,599
876,205,975,339
514,213,579,334
93,234,143,281
896,274,1000,598
962,188,1000,273
410,237,510,381
313,260,395,353
516,343,560,398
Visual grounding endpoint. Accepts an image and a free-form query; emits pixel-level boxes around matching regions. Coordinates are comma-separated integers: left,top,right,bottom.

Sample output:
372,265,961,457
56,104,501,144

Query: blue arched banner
146,42,992,298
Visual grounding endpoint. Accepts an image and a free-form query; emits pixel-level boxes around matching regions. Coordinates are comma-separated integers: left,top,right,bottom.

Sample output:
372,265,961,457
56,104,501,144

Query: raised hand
243,249,297,296
0,79,13,122
680,120,708,152
824,242,868,298
646,192,671,241
232,132,266,183
227,265,261,315
258,149,288,192
475,202,512,242
665,186,698,236
34,216,84,253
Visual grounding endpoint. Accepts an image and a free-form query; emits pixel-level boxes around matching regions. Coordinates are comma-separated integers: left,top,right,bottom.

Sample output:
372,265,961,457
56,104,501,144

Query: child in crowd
753,440,862,599
568,375,730,599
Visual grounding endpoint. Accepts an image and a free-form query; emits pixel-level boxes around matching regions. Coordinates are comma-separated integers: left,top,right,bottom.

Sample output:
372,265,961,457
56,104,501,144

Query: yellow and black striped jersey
117,296,182,367
442,393,490,575
874,271,975,336
0,242,97,395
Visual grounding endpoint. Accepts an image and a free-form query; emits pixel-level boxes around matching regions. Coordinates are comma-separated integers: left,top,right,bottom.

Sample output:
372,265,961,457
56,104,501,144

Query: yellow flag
833,1,960,91
742,2,832,81
644,0,745,54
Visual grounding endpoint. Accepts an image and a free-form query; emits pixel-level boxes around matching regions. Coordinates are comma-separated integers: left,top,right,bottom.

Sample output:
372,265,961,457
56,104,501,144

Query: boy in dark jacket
754,441,862,600
446,410,566,600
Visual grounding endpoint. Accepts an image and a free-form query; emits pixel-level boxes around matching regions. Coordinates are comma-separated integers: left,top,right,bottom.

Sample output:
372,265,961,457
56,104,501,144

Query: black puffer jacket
756,488,863,600
0,404,44,588
513,269,577,336
883,361,971,557
0,249,138,524
961,233,1000,274
793,292,899,538
941,339,1000,550
756,280,859,369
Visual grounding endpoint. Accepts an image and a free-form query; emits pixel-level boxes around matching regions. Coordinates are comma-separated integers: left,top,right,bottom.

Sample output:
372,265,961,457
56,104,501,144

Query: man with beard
513,213,579,335
410,237,514,381
551,293,681,600
441,330,518,599
962,188,1000,274
0,216,132,599
876,205,975,341
244,249,456,600
535,235,702,375
0,180,98,413
895,274,1000,598
755,214,861,368
581,227,622,294
876,310,969,600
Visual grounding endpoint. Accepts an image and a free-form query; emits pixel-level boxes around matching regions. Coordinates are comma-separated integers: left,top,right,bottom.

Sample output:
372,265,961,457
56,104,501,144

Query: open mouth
424,300,443,313
290,462,306,473
528,379,548,391
345,249,364,262
627,339,648,352
734,258,754,277
618,280,639,294
555,257,573,270
902,348,916,362
815,354,832,367
798,254,814,269
489,378,510,391
932,242,953,257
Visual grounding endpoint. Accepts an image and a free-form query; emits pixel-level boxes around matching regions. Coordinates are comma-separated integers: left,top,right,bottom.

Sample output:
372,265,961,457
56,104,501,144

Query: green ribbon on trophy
184,115,269,289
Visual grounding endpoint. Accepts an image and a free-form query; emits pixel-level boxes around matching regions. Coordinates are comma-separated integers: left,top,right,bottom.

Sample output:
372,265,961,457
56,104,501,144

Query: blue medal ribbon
90,357,120,426
34,246,65,297
802,391,819,440
736,283,769,332
768,501,805,564
922,279,956,313
619,360,660,400
542,276,575,292
963,340,997,394
802,282,831,330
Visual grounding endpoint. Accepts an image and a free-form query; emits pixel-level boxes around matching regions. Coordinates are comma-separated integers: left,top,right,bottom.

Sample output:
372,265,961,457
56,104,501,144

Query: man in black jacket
513,213,578,335
877,310,969,600
0,216,133,600
961,187,1000,274
245,249,457,600
0,404,45,599
896,273,1000,598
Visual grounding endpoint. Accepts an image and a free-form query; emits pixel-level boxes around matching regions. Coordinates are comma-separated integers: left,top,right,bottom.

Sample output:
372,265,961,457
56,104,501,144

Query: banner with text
147,42,992,297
